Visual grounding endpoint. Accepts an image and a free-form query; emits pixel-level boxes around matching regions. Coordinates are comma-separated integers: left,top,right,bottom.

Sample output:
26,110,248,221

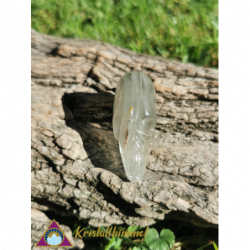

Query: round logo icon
44,228,64,246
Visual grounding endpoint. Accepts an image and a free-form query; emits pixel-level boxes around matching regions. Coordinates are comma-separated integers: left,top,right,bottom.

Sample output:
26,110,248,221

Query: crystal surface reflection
113,72,157,182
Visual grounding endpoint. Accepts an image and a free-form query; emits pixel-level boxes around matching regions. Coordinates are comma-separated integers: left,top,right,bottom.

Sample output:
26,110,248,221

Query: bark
31,29,218,234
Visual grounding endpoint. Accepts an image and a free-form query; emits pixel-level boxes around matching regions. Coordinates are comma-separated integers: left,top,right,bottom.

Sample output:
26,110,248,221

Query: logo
35,220,73,247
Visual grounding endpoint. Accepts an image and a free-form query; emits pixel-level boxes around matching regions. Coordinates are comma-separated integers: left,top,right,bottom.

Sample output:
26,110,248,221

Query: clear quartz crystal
113,71,157,182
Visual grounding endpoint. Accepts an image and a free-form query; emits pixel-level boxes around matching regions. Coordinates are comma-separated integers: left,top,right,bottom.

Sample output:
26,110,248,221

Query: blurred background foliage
31,0,218,67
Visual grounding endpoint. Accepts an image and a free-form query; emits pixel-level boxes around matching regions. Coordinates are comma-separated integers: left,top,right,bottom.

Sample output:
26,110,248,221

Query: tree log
31,29,218,241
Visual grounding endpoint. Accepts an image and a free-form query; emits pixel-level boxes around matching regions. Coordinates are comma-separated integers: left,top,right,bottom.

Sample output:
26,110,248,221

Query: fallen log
31,29,218,241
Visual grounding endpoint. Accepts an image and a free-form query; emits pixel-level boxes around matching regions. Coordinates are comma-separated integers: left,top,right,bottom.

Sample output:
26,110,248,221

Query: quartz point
113,71,157,182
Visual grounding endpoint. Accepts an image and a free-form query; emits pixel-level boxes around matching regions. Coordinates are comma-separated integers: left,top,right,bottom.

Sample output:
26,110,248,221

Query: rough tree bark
31,29,218,248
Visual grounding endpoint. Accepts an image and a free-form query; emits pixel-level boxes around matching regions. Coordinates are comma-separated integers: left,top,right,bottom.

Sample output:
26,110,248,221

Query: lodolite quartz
113,71,157,182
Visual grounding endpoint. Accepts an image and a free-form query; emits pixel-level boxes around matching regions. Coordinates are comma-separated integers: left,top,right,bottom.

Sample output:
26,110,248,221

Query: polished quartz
113,71,157,182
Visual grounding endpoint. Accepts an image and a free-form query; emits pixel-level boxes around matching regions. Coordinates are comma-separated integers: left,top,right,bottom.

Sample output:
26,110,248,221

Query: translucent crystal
113,71,157,182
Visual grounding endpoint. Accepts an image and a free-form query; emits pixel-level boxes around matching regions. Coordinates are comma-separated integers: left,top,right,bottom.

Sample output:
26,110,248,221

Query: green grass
31,0,218,67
